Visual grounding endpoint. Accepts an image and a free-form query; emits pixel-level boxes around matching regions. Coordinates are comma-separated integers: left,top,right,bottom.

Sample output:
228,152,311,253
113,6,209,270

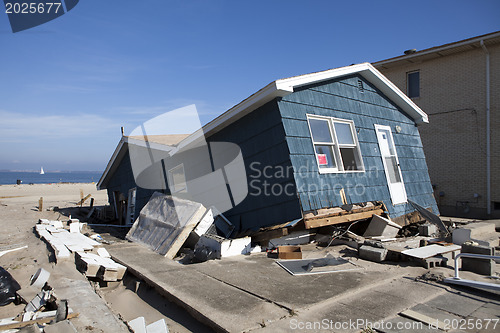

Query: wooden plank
304,209,384,229
77,194,91,206
0,313,78,330
399,309,447,331
339,188,347,205
38,197,43,212
303,207,344,220
252,228,289,243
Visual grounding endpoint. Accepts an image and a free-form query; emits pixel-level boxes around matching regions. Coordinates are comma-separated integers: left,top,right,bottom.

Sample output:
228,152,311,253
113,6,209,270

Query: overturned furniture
126,193,207,259
126,192,237,260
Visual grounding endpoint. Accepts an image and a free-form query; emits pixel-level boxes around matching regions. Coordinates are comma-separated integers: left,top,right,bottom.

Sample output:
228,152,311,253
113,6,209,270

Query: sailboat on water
40,167,45,175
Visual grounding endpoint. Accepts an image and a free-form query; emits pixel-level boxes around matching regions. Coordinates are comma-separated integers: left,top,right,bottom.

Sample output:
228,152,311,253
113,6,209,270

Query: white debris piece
97,247,111,258
146,319,169,333
129,317,147,333
196,235,252,258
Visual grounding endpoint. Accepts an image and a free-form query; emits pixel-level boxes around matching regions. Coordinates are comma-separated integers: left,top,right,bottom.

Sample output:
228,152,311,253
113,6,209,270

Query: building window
168,164,187,193
407,71,420,98
307,115,364,173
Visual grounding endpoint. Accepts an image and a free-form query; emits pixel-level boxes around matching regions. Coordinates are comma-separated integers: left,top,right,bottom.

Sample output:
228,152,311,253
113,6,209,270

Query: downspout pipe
480,40,491,215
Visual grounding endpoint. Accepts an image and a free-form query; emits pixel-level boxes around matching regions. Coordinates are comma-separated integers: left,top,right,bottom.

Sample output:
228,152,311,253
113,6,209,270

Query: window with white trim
168,164,187,193
307,115,364,173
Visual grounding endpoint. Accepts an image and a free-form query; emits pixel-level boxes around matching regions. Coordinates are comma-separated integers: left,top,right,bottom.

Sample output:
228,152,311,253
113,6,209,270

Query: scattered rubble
0,268,78,332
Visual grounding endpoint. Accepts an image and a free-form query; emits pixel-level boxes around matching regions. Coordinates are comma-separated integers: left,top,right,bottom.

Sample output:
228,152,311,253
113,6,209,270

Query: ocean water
0,171,103,185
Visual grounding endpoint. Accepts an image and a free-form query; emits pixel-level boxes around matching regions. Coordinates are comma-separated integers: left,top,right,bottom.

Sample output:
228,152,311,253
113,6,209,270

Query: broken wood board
303,201,380,220
304,209,384,229
76,194,91,206
252,228,289,243
399,309,447,331
0,312,78,330
126,192,207,259
401,244,461,259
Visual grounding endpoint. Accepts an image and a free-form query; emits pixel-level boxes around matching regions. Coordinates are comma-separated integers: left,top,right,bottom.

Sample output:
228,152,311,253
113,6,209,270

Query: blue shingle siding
105,150,160,221
278,74,438,218
206,100,302,233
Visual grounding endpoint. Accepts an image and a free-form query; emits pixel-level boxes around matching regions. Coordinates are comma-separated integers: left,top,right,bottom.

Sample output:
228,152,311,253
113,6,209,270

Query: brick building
373,31,500,218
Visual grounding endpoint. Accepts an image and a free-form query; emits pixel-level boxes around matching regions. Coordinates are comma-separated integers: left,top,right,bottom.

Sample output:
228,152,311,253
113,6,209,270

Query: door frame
374,124,407,205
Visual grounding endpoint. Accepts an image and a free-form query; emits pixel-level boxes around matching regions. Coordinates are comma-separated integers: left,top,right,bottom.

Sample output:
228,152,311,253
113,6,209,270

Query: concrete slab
257,273,449,333
425,292,485,317
378,316,441,333
43,320,78,333
105,240,500,333
191,254,387,310
469,302,500,320
108,243,289,332
409,303,462,325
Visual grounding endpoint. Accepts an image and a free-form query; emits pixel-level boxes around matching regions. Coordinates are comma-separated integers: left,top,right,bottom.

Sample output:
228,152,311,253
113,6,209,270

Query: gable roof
175,62,427,152
98,63,427,189
373,31,500,69
97,134,189,189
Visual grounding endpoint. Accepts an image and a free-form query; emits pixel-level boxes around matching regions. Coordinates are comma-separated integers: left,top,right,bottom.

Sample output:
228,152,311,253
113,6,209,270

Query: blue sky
1,0,499,171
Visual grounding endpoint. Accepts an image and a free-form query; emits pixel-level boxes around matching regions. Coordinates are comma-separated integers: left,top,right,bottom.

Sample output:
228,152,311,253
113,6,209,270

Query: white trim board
99,63,428,189
175,63,428,152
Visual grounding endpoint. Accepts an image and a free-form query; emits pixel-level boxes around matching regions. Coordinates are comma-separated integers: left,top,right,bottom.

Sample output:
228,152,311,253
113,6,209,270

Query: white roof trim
177,63,427,151
97,137,126,190
100,63,428,188
97,136,177,189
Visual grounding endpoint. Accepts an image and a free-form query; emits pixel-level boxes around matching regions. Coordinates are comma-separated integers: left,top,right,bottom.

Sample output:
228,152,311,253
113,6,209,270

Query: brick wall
376,42,500,218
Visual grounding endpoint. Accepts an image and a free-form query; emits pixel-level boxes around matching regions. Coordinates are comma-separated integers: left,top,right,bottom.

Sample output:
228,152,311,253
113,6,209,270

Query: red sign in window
317,154,327,165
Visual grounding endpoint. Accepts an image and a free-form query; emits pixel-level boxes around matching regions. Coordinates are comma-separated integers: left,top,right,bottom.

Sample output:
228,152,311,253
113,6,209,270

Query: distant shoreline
0,182,97,186
0,171,102,186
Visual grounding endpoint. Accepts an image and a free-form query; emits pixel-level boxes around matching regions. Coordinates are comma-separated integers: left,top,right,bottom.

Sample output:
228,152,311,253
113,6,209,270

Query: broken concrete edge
109,255,229,333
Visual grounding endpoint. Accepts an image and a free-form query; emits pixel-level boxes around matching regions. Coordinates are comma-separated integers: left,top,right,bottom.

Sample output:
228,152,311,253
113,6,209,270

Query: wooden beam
304,209,384,229
38,197,43,212
252,228,289,243
77,194,91,206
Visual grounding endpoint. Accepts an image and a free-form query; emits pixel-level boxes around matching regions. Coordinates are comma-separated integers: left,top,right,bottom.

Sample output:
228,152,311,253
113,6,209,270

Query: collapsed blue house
97,63,438,233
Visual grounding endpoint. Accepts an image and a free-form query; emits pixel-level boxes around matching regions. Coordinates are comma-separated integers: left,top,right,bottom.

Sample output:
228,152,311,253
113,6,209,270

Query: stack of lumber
303,201,386,229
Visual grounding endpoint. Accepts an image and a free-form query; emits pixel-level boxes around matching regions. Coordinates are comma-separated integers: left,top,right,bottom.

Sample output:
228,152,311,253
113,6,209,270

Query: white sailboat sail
40,167,45,175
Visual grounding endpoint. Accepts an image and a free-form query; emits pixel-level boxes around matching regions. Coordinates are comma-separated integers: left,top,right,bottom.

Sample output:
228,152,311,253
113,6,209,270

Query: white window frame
307,114,365,174
167,163,187,193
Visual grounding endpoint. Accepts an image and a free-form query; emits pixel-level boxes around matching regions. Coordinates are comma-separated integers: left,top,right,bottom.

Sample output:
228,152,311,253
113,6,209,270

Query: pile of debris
125,192,260,263
0,267,78,332
35,219,126,283
124,192,499,283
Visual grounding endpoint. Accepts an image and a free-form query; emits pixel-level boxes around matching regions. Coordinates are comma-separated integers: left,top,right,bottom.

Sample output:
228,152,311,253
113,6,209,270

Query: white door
375,125,407,205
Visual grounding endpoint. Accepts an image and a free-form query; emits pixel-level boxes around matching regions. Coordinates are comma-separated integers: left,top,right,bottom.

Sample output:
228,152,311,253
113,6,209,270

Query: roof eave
96,137,126,190
373,31,500,67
